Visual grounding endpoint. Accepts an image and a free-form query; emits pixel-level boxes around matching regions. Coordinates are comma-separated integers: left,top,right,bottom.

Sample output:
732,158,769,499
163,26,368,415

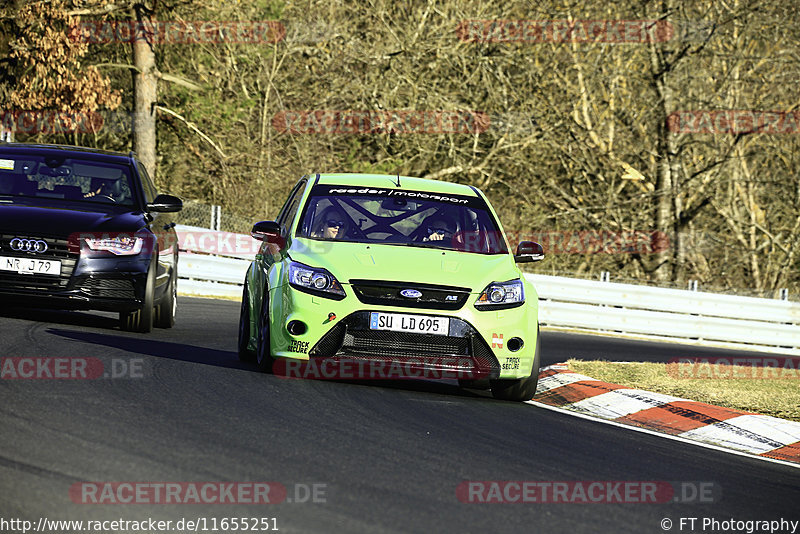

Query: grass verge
566,359,800,422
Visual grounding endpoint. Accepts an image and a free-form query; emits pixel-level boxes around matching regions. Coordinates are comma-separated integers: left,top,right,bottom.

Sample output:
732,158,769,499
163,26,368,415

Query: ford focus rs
238,173,544,401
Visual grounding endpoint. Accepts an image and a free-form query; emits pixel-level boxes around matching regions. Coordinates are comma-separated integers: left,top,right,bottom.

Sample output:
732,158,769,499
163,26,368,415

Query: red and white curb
528,363,800,466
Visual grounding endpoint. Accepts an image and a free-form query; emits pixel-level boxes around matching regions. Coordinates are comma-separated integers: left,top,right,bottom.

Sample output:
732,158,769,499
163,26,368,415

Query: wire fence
175,200,254,234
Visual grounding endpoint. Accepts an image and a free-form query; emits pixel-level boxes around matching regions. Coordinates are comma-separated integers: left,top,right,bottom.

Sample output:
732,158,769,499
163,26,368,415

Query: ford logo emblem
400,289,422,299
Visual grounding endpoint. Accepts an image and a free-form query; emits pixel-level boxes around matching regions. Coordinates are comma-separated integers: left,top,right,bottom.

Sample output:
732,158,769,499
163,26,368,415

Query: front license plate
0,256,61,275
369,312,449,336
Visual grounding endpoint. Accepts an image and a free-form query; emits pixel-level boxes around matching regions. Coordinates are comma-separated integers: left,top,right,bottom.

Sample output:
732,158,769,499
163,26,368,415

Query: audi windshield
0,155,136,207
296,185,509,254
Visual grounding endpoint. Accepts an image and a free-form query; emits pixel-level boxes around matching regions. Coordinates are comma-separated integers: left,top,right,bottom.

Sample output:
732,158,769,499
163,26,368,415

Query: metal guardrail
527,274,800,324
175,225,252,298
175,225,800,354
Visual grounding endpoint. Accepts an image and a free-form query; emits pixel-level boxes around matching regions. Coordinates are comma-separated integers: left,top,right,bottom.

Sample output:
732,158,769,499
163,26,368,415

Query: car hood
0,203,146,237
289,238,519,292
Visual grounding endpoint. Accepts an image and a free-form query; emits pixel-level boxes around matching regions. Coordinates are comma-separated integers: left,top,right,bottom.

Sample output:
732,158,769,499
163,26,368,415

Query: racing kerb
174,225,800,355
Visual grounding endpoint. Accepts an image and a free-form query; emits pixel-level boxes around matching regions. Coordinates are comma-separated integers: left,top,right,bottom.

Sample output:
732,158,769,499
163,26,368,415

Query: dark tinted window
137,163,158,204
0,155,135,206
277,180,307,233
296,185,508,254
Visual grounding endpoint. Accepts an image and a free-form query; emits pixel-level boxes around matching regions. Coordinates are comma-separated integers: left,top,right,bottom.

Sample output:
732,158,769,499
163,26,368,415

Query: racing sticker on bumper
287,340,309,354
492,333,503,349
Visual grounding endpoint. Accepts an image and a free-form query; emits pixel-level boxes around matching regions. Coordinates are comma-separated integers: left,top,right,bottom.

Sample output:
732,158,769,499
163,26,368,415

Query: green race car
238,173,544,401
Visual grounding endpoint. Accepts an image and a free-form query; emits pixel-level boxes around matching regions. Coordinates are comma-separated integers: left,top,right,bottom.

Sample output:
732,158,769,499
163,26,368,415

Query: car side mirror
251,220,285,247
514,241,544,263
147,194,183,213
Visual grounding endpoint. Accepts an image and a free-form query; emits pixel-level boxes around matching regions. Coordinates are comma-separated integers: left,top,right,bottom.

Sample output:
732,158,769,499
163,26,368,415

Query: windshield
0,155,136,207
297,185,509,254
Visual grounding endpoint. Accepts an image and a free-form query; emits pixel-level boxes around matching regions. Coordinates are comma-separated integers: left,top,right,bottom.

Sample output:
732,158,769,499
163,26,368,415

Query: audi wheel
120,262,155,333
154,268,177,329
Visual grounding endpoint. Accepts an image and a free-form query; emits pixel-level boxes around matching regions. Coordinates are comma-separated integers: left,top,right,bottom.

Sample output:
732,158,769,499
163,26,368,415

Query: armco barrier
175,225,252,298
528,274,800,353
175,225,800,354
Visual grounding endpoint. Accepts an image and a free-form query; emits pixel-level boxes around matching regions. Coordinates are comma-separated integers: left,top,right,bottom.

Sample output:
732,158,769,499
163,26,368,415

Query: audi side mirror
514,241,544,263
147,194,183,213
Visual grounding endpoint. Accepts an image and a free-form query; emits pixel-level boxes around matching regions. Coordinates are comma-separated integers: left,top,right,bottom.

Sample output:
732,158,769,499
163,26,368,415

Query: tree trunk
650,51,676,282
132,5,157,178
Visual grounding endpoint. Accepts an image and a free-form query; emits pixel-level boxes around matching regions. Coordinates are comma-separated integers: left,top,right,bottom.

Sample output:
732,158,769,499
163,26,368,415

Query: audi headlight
68,231,154,257
288,261,346,300
475,279,525,310
84,235,143,255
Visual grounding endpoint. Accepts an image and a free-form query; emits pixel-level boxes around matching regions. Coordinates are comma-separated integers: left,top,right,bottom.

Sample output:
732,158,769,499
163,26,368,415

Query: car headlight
288,261,346,300
75,231,152,257
475,279,525,310
84,236,143,255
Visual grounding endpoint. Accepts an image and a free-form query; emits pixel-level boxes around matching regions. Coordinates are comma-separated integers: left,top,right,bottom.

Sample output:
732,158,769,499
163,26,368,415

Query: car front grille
308,311,500,379
0,234,76,291
0,234,73,259
78,277,136,299
349,279,472,310
344,329,469,357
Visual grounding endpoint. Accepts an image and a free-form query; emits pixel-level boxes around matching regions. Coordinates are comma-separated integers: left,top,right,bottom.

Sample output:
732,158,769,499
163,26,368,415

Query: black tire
154,269,177,329
119,262,155,333
238,282,256,362
490,327,541,402
255,292,275,373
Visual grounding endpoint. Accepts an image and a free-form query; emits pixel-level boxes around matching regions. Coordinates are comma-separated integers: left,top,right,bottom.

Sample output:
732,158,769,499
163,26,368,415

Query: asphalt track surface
1,297,798,534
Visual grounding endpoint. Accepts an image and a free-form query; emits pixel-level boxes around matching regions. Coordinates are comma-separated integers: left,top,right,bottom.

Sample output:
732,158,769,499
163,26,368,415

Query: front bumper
0,274,149,312
264,281,538,380
0,250,151,313
307,311,501,380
